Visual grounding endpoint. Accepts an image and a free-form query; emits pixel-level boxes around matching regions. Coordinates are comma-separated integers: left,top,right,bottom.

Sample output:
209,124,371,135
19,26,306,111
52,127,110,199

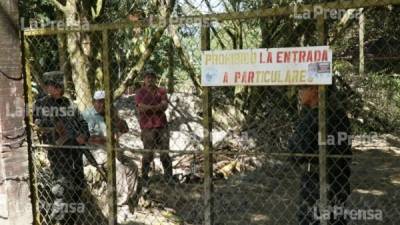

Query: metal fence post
359,8,365,76
22,37,40,225
102,29,118,225
317,14,328,225
201,23,213,225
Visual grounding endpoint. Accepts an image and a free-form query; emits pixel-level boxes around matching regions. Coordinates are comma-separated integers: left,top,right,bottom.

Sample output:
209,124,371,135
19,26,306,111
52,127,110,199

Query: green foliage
20,0,57,22
334,59,400,134
21,0,400,134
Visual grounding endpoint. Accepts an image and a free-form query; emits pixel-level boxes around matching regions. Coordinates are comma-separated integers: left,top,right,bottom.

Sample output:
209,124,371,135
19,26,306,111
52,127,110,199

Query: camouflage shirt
288,107,352,166
33,96,89,145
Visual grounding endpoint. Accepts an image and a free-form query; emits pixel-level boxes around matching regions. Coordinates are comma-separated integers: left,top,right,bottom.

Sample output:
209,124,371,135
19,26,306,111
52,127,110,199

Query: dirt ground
119,135,400,225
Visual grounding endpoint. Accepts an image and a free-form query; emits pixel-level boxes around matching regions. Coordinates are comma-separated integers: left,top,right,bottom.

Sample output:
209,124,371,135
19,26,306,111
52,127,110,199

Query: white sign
201,46,332,86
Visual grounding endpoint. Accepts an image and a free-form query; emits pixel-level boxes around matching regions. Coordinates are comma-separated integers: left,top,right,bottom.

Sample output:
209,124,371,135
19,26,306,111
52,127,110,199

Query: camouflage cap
43,71,64,88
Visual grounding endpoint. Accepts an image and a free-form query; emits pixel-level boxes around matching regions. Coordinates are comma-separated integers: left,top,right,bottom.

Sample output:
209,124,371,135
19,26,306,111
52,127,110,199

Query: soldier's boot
160,153,173,183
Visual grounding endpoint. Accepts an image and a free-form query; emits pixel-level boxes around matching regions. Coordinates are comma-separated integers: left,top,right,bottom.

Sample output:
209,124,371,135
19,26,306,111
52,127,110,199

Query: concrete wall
0,0,32,224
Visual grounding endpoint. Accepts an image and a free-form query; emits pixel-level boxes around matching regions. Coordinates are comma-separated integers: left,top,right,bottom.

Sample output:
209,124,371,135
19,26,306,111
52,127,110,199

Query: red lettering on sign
235,72,241,83
299,51,306,63
307,50,313,62
321,50,328,61
267,52,272,63
248,71,255,83
284,52,290,63
277,52,283,63
223,72,229,83
315,50,321,61
292,50,298,63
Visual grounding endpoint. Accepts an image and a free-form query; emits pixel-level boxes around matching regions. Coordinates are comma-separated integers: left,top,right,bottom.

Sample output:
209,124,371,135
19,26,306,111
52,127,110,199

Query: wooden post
317,14,328,225
359,8,365,76
22,37,40,225
102,30,118,225
201,24,213,225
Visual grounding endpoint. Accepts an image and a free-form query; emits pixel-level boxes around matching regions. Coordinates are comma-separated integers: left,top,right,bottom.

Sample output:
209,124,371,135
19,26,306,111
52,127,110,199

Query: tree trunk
50,0,93,110
64,0,93,111
57,33,74,98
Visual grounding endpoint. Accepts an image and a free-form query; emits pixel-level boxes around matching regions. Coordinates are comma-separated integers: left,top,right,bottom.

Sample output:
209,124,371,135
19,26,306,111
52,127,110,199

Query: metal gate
22,0,400,224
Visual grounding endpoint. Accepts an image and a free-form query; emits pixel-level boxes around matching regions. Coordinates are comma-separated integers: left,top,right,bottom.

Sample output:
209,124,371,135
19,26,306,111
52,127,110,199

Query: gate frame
21,0,400,224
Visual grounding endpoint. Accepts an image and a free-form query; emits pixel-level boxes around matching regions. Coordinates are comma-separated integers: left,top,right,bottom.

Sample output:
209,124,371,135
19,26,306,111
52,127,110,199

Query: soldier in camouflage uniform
288,85,352,225
33,71,90,225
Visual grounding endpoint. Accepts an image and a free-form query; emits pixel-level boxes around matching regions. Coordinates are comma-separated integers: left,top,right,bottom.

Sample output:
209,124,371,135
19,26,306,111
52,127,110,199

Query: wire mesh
22,1,400,225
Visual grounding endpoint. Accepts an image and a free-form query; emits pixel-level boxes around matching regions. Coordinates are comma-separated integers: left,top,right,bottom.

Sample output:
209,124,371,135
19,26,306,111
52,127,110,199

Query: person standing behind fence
135,69,173,184
33,71,90,225
288,84,352,225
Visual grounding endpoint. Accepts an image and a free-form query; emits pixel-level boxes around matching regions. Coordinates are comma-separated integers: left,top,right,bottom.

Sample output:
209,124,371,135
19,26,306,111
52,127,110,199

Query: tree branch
113,0,176,99
211,26,226,49
91,0,104,19
49,0,67,13
113,27,166,99
170,25,201,95
184,0,226,49
205,0,238,48
329,9,370,44
224,26,237,48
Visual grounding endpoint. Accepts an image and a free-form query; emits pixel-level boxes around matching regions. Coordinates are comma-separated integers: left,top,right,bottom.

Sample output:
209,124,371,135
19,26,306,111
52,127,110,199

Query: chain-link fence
22,0,400,225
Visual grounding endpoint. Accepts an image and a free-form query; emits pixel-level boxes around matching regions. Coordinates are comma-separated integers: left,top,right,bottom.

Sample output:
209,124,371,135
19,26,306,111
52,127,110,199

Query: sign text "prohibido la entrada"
201,46,332,86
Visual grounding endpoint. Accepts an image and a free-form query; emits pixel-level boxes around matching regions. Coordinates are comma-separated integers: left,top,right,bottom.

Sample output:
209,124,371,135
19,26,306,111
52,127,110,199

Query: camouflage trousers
297,162,350,225
47,147,86,225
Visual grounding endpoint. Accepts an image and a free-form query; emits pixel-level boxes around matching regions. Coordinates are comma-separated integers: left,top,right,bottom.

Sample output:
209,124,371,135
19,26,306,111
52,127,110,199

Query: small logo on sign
308,62,331,80
204,68,218,84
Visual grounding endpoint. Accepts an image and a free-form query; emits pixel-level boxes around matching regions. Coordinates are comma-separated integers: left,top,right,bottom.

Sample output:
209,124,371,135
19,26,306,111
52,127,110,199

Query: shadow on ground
134,142,400,225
